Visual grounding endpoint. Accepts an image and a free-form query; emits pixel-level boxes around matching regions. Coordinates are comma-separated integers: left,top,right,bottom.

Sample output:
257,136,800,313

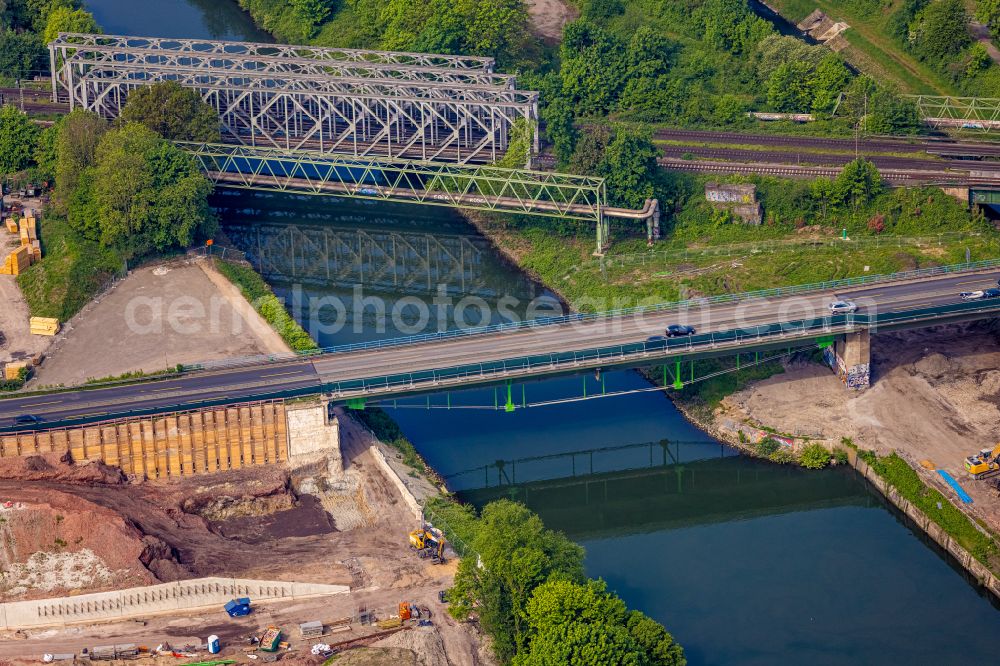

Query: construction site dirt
0,415,486,664
714,321,1000,536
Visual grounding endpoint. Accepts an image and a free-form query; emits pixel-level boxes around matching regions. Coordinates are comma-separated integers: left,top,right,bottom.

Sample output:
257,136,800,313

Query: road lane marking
260,370,302,378
20,400,61,408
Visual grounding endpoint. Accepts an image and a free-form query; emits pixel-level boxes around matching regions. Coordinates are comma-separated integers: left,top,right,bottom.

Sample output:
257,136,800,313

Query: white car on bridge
828,300,857,314
960,290,986,301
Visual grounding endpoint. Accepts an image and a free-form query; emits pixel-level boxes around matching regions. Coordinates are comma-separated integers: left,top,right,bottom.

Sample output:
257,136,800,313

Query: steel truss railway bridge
49,32,534,164
48,33,658,253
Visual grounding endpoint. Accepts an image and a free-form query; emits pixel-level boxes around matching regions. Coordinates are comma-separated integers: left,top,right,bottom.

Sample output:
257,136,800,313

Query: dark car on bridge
13,414,41,426
666,324,696,337
646,335,667,348
985,288,1000,299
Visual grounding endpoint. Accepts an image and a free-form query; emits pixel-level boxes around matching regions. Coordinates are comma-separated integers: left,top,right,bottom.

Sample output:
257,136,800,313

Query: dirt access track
717,321,1000,532
0,416,484,664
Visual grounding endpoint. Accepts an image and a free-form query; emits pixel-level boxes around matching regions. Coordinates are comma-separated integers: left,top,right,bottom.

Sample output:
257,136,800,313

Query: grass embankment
479,176,999,309
352,406,428,472
858,450,1000,570
766,0,957,95
17,214,124,321
213,259,319,352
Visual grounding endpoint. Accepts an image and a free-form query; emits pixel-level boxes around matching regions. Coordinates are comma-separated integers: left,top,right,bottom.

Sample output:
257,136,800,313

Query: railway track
658,158,986,186
654,127,1000,159
658,145,1000,173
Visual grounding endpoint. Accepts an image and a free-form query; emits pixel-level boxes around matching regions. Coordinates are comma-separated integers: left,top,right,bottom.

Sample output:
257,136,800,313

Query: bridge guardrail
319,296,1000,398
4,296,1000,433
189,258,1000,374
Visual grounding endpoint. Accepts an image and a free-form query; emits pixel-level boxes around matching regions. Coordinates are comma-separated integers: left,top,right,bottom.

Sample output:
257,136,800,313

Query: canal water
216,193,1000,665
91,3,1000,663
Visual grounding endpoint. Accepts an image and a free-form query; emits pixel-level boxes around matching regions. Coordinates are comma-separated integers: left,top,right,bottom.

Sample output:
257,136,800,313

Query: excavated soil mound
0,487,162,600
0,451,126,485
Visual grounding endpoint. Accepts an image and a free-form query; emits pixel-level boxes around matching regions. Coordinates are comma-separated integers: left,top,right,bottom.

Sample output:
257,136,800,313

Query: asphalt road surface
2,269,999,429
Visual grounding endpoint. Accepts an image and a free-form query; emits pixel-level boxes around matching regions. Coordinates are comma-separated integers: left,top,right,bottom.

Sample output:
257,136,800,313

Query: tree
568,125,612,175
766,61,814,113
90,123,215,259
289,0,333,34
559,21,628,115
449,500,585,663
541,97,577,166
0,29,43,81
909,0,969,61
834,158,883,208
0,104,38,174
120,81,221,142
32,116,60,183
809,55,851,115
54,109,107,209
867,87,920,134
463,0,528,62
700,0,772,54
513,579,686,666
600,127,658,208
978,0,1000,41
42,6,99,43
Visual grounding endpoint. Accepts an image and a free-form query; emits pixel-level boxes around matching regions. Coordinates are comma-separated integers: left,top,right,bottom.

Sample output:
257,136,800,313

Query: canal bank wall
849,450,1000,600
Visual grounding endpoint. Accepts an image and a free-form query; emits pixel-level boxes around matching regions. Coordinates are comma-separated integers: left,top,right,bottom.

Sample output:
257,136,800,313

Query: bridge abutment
825,328,871,390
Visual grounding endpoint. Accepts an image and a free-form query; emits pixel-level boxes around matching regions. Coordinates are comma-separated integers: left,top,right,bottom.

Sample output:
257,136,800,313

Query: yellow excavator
408,528,446,563
965,443,1000,480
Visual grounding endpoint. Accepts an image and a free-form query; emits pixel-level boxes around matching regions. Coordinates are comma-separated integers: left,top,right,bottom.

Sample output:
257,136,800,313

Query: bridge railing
188,258,1000,373
319,296,1000,399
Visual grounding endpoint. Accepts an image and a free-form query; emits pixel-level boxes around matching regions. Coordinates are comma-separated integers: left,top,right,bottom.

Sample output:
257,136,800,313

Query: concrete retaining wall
0,577,350,630
850,451,1000,600
371,445,421,520
287,402,342,473
0,401,288,479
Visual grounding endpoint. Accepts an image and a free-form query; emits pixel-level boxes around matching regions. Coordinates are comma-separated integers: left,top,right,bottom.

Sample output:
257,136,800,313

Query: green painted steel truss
180,141,606,221
907,95,1000,131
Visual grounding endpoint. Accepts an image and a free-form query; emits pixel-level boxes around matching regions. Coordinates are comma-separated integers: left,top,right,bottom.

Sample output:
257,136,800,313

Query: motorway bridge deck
3,264,1000,432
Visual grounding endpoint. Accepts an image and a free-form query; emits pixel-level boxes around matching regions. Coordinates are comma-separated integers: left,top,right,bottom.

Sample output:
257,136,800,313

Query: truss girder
52,32,496,70
70,67,536,164
55,43,514,88
179,142,607,222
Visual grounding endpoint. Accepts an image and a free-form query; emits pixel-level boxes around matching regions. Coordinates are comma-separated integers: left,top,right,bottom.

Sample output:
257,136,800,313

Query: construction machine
965,443,1000,480
408,528,446,564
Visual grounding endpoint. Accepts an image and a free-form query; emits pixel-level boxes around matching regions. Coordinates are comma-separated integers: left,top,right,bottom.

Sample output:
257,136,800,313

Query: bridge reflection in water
453,441,875,540
217,192,544,300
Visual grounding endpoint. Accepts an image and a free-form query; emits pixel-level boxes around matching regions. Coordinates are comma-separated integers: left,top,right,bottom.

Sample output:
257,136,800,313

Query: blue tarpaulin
936,470,973,504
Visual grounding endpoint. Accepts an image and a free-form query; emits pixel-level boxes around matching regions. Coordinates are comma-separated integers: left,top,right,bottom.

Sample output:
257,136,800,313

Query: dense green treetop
449,500,585,663
54,108,106,208
42,5,98,42
89,123,216,259
0,103,38,174
120,81,221,142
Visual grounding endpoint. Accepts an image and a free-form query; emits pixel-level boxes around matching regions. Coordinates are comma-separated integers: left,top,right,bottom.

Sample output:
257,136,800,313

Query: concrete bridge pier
825,328,871,390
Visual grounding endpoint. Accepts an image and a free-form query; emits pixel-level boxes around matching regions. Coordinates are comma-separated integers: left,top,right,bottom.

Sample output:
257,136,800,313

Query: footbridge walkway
2,262,1000,432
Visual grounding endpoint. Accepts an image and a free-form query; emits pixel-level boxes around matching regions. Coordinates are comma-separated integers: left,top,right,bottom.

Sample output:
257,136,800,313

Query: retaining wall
0,576,349,630
0,401,288,479
849,450,1000,600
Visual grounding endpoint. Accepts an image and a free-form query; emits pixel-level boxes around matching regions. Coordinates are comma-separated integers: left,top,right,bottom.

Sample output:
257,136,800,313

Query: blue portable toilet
207,635,221,654
224,597,252,617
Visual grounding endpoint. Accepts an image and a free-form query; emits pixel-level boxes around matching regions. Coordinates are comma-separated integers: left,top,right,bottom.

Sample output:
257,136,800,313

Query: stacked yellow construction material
0,246,30,275
4,361,29,381
29,317,60,336
4,218,17,234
